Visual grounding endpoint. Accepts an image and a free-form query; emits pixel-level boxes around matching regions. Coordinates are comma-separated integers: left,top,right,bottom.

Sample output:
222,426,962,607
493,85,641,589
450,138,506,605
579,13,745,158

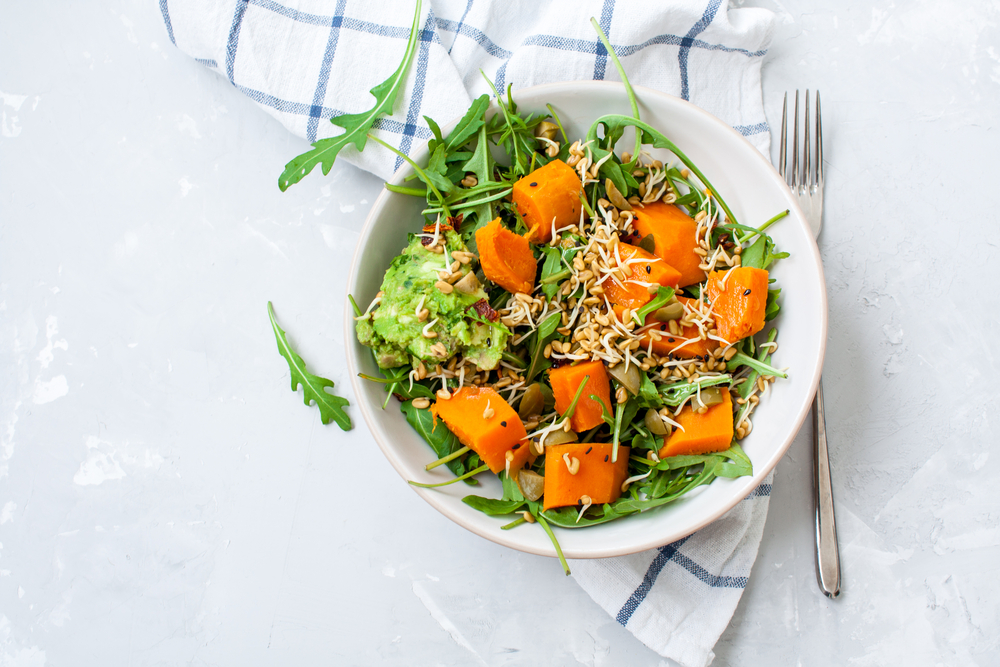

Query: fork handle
813,379,841,598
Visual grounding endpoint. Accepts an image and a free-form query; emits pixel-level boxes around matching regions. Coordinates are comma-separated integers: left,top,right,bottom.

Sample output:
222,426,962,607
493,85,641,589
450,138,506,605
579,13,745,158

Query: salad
273,11,789,574
348,28,788,574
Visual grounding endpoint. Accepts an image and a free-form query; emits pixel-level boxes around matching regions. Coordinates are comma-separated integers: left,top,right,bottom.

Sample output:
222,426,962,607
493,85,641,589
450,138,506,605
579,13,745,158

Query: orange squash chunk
632,202,705,287
543,443,630,510
657,389,733,459
602,243,682,310
475,217,536,294
548,360,612,432
624,296,719,360
513,159,583,244
702,267,769,345
430,386,531,474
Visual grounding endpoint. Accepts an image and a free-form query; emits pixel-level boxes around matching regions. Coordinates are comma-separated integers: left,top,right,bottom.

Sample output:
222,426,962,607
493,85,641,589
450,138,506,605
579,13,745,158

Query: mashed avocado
355,229,508,371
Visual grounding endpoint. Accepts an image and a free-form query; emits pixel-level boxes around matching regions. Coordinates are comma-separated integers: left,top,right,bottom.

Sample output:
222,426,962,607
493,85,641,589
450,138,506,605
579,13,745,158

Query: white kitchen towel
160,0,774,178
162,2,775,665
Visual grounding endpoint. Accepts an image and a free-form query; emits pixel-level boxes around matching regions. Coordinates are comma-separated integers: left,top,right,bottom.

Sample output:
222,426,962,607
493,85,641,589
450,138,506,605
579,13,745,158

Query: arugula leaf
633,286,675,325
741,234,790,270
446,94,490,150
539,247,565,299
462,496,525,515
461,124,498,246
765,287,782,321
267,302,351,430
278,0,422,191
714,444,753,478
638,373,662,407
659,374,732,406
524,312,562,384
400,400,477,483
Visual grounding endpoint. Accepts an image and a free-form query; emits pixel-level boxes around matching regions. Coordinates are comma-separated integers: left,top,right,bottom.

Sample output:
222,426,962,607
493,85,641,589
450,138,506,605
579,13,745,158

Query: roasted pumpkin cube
602,243,682,310
657,389,734,459
513,159,583,244
632,201,705,288
543,443,630,510
548,360,612,432
431,386,531,474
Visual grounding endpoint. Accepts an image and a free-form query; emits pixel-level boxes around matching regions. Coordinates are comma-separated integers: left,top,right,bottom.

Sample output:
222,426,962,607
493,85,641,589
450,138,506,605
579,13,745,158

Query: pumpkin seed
644,408,671,436
516,469,545,501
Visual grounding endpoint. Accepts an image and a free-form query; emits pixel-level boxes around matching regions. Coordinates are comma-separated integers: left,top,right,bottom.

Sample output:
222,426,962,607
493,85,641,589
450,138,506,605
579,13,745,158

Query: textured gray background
1,1,997,665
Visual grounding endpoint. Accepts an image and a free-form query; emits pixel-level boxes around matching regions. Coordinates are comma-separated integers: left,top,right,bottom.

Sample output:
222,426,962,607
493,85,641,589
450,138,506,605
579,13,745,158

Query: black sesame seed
743,289,752,296
585,446,593,454
500,421,507,427
486,338,491,346
530,182,538,187
512,443,521,450
604,455,609,462
646,265,651,273
667,337,675,343
577,499,583,506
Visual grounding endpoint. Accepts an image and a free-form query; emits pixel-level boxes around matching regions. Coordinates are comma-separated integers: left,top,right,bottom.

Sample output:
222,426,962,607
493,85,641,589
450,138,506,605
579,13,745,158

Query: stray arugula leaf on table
267,302,352,430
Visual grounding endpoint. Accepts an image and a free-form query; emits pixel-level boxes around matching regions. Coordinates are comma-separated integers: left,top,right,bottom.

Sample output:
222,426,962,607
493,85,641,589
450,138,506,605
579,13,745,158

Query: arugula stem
540,269,573,285
501,351,527,369
590,18,641,164
535,512,571,576
409,463,488,488
425,445,471,471
366,133,451,217
579,191,596,219
546,103,569,144
611,401,626,463
348,294,363,317
385,184,427,197
560,375,592,422
738,209,789,244
358,373,404,385
501,517,527,530
422,188,512,214
482,73,523,173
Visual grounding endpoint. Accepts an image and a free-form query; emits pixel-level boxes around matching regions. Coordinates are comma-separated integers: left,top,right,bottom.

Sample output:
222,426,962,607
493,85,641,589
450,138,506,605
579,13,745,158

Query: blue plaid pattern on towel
160,0,773,179
162,2,775,664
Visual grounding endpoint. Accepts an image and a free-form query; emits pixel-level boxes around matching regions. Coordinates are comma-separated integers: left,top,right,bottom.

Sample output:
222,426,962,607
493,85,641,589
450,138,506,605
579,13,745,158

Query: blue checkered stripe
616,482,771,627
160,0,769,172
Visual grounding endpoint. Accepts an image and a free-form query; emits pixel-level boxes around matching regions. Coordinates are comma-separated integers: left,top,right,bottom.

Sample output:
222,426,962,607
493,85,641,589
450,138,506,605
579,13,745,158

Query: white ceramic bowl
346,82,826,559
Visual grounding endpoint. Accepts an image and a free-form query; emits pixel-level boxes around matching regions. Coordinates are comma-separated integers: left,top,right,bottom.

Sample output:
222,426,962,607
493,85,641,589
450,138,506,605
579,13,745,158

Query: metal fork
779,90,841,599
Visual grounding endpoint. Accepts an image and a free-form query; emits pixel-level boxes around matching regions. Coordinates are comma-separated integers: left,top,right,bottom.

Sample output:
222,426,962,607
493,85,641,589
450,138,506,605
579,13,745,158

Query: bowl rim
345,80,827,559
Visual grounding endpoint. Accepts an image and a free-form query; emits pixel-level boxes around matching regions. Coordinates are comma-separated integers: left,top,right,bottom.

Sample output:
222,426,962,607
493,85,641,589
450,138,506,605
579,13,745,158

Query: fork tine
804,90,812,187
779,93,787,179
791,90,800,188
816,91,824,186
